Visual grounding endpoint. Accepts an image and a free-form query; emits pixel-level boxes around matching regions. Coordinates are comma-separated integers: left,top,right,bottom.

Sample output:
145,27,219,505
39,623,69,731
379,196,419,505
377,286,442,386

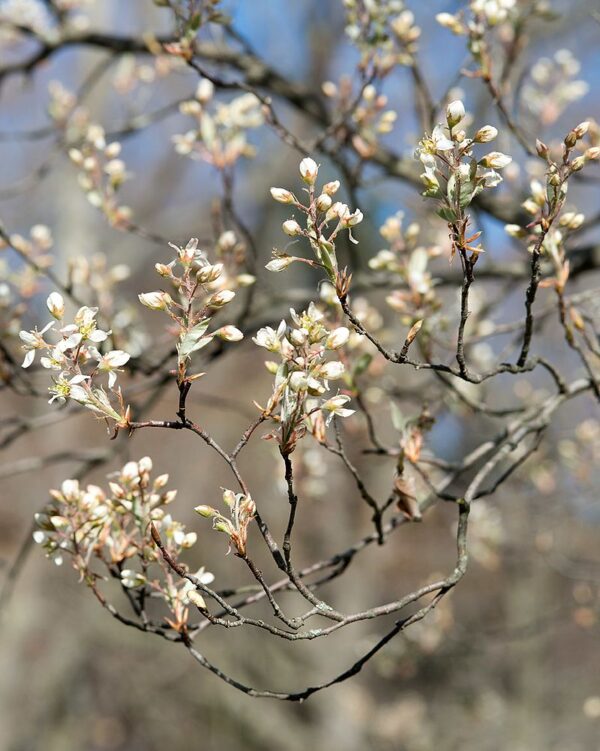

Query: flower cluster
139,237,243,383
343,0,421,72
1,224,53,298
322,79,397,159
369,211,442,320
416,100,511,259
68,125,131,228
0,0,56,39
504,122,599,293
254,303,353,454
520,49,589,127
19,294,130,425
437,0,517,32
195,488,256,557
173,79,264,168
268,158,363,294
436,1,552,82
34,456,212,631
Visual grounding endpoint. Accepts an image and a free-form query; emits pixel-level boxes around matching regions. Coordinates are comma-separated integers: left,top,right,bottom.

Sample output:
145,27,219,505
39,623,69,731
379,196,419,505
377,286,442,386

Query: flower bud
270,187,294,204
480,151,512,169
186,590,207,609
574,121,590,139
282,219,302,237
473,125,498,143
326,327,350,349
207,289,235,308
138,291,172,311
536,139,549,158
195,78,214,103
47,292,65,320
446,100,465,127
194,505,217,518
322,180,340,195
570,156,586,172
299,157,318,185
215,325,243,342
196,263,223,283
222,489,236,508
504,224,526,238
585,147,600,160
266,256,295,272
155,262,172,277
316,193,333,212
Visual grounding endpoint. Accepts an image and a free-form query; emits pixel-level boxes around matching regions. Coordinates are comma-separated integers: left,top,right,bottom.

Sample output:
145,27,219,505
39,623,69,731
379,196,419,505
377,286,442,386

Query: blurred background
1,1,600,749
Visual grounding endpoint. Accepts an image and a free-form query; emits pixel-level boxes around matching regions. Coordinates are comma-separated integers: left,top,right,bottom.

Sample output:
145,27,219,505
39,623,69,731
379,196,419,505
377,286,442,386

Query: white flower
299,157,318,184
321,394,355,425
48,373,89,404
253,322,285,352
94,349,130,388
46,292,65,320
121,569,146,588
429,124,454,152
19,321,54,368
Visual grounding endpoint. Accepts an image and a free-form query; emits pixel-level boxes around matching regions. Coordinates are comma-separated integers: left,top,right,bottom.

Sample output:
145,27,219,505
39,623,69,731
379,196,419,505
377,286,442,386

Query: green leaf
437,206,458,223
177,320,211,363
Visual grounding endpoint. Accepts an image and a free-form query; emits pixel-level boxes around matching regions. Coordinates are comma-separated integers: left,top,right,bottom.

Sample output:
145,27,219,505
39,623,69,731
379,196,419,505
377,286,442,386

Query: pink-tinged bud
282,219,302,236
446,99,465,127
473,125,498,143
155,262,172,277
270,187,294,204
585,147,600,160
215,325,243,342
138,291,172,311
570,156,586,172
299,157,318,185
322,180,340,195
574,121,590,139
47,292,65,320
480,151,512,169
316,193,333,212
536,139,549,158
207,289,235,308
196,263,223,283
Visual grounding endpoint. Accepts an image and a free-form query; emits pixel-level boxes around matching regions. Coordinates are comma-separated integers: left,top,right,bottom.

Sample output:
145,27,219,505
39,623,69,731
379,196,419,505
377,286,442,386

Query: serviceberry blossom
254,303,352,453
19,294,129,424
